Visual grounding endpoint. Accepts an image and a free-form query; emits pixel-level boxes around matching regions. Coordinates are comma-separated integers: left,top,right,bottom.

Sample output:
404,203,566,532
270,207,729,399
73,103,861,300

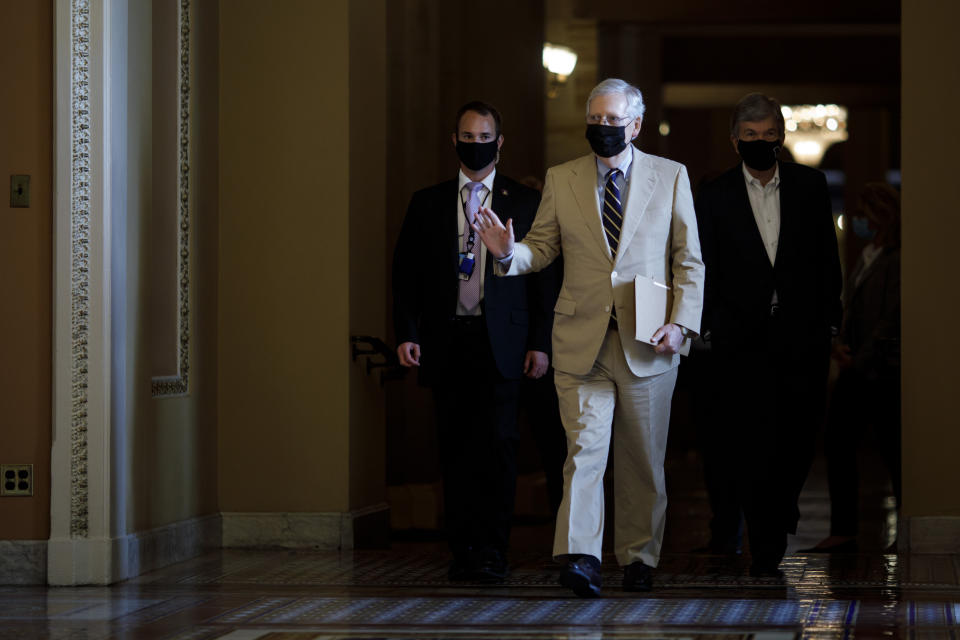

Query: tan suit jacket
501,147,704,377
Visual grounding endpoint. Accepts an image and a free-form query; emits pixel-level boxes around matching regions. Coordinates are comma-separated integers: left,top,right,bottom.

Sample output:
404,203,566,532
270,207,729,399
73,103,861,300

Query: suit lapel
615,147,658,265
729,166,773,269
774,164,793,269
442,180,461,283
491,174,510,231
489,175,510,280
570,155,612,264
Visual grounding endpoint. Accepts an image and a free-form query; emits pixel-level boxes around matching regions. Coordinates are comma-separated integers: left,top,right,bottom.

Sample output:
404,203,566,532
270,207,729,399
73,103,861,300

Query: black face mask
737,138,781,171
456,140,498,171
585,124,629,158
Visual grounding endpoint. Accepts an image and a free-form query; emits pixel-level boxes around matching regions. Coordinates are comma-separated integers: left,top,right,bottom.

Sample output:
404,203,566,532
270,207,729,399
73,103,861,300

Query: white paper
634,275,671,345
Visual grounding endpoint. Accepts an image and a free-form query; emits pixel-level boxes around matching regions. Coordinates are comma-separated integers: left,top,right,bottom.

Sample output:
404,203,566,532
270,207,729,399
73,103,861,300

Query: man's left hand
651,323,684,354
524,350,549,379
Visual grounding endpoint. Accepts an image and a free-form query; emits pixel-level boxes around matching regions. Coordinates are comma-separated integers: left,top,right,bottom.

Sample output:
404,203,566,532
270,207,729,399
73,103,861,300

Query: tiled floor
2,454,957,639
2,546,959,639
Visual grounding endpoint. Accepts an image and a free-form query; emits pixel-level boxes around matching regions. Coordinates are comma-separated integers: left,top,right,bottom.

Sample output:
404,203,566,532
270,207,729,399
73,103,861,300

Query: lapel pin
501,188,509,196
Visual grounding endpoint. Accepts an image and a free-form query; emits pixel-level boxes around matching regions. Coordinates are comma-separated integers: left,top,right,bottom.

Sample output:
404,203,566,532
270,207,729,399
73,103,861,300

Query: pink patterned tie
459,181,485,313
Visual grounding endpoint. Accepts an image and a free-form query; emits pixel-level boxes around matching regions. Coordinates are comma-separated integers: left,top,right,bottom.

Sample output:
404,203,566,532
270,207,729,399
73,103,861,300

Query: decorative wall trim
222,504,390,550
0,541,48,585
70,0,91,539
151,0,192,398
899,516,960,553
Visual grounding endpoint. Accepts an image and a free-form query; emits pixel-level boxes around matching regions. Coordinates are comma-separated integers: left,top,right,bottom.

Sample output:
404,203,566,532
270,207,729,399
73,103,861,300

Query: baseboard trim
222,503,390,550
0,540,48,585
899,515,960,553
8,505,392,584
119,513,222,578
46,513,221,585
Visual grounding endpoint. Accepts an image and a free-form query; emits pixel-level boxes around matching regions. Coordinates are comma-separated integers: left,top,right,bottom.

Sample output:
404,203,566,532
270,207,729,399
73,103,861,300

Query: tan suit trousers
552,325,678,568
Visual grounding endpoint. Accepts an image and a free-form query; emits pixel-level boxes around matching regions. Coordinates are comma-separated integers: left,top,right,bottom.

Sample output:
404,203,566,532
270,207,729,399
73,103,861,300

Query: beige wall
218,0,354,513
0,0,52,541
900,0,960,518
348,0,388,510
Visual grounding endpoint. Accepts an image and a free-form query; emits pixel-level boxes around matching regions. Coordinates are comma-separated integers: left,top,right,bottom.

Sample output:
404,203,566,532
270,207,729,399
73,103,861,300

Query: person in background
694,92,842,577
803,182,901,553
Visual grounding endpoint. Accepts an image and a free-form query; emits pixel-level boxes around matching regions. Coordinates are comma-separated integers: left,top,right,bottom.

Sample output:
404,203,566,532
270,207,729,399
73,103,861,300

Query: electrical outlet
0,464,33,496
10,175,30,208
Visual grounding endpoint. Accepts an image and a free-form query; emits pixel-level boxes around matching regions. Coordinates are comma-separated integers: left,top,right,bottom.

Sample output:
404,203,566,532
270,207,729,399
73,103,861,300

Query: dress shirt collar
596,148,633,186
741,162,780,189
861,242,883,268
458,168,496,196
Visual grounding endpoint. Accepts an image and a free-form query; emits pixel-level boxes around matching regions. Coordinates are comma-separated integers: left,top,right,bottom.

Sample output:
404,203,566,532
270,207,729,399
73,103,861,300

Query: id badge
458,252,475,280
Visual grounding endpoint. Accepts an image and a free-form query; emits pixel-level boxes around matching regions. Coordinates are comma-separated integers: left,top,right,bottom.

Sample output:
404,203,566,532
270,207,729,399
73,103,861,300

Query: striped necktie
602,168,623,257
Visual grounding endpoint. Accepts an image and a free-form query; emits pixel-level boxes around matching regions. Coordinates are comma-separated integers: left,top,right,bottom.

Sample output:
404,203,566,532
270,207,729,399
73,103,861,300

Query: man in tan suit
473,78,704,597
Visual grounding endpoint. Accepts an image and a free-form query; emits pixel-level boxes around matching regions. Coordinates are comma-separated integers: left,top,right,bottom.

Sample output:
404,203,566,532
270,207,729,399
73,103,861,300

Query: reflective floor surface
2,455,957,639
2,546,959,639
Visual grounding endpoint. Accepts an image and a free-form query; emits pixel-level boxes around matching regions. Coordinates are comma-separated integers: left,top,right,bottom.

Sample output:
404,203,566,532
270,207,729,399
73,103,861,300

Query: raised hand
472,206,515,260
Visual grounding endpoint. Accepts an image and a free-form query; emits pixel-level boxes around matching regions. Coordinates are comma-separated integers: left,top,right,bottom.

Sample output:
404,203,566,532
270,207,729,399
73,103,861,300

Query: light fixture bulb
542,43,577,77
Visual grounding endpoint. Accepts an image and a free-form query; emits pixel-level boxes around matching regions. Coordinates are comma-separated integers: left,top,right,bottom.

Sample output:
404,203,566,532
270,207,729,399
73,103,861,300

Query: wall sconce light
543,43,577,99
781,104,848,167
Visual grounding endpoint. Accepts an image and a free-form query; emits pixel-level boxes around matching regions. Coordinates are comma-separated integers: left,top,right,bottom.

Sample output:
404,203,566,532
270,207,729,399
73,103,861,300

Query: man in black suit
695,93,842,577
392,101,553,583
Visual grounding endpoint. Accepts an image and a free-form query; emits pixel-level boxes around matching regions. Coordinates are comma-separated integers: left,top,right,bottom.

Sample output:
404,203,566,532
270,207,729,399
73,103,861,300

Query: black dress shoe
448,557,471,581
797,539,858,553
622,561,653,592
691,543,743,556
448,547,476,581
559,554,602,598
473,548,509,583
748,563,784,580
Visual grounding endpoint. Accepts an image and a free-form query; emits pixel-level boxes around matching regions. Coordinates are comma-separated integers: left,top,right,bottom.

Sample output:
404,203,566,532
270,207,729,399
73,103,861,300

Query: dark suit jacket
695,161,842,350
844,247,900,376
392,173,554,384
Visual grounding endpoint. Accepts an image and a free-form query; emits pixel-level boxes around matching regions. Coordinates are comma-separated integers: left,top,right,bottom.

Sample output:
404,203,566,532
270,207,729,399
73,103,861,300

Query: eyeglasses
586,114,634,126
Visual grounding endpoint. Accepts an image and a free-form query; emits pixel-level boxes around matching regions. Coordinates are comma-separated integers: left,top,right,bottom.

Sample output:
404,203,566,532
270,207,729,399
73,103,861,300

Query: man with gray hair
473,78,704,596
695,93,842,577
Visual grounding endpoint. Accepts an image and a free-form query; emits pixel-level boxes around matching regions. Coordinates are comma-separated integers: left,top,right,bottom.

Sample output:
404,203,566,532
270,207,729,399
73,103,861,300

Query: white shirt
456,168,494,316
596,150,634,259
742,162,781,267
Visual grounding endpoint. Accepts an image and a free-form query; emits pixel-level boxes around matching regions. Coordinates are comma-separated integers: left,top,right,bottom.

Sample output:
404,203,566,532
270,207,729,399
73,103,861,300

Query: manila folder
634,274,670,345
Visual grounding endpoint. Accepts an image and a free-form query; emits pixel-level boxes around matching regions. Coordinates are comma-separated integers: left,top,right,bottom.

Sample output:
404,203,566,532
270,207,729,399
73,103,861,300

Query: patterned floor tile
148,549,960,594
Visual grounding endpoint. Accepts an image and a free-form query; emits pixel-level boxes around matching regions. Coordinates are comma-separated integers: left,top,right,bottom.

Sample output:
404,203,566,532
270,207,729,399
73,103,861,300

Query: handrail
350,335,407,385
